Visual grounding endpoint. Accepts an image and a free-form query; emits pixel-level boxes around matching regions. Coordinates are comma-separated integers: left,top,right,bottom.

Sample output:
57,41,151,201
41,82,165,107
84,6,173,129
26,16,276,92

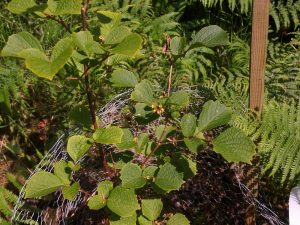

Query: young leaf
1,32,43,58
25,171,65,198
184,137,204,154
107,186,139,217
143,166,158,179
67,135,92,162
93,126,123,144
131,80,154,105
169,91,189,107
19,37,74,80
170,36,185,56
181,114,197,137
198,100,232,131
7,0,37,14
88,195,106,210
105,26,132,45
120,163,146,189
97,180,113,199
167,213,190,225
138,216,152,225
53,160,71,185
154,163,184,192
47,0,82,15
212,127,255,164
62,182,80,201
111,33,142,57
190,25,229,48
110,69,139,87
141,199,163,221
98,11,121,39
116,129,136,150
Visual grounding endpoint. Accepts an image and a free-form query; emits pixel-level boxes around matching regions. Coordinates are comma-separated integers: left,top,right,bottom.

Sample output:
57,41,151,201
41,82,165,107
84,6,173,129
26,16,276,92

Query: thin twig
167,60,173,96
44,14,72,34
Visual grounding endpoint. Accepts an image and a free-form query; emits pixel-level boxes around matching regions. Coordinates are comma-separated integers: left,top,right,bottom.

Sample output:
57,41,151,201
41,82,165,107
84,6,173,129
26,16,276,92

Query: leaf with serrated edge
107,186,138,217
7,0,37,14
120,163,146,189
62,182,80,201
25,171,65,198
97,180,113,200
47,0,82,15
53,160,71,185
67,135,92,162
138,216,152,225
116,129,136,150
93,126,123,144
213,127,255,163
110,214,137,225
181,114,197,137
184,137,204,154
167,213,190,225
105,26,132,45
170,36,185,56
110,69,139,88
111,33,142,57
131,80,154,104
141,199,163,221
154,163,184,192
143,166,158,179
98,11,121,39
169,91,189,107
88,195,106,210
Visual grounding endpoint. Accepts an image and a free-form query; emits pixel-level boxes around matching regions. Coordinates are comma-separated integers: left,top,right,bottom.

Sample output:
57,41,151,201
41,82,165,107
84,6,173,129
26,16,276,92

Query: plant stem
44,14,72,34
167,60,173,96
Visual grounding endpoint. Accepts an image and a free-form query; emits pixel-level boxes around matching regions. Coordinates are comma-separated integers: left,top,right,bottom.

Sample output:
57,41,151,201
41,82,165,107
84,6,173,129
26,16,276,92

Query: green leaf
167,213,190,225
136,133,150,153
154,163,184,192
1,32,43,58
120,163,146,189
62,182,80,201
190,25,229,48
111,33,143,57
110,214,137,225
181,114,197,138
184,137,204,154
155,125,175,142
69,105,92,129
72,31,105,57
47,0,82,15
53,160,71,185
7,0,37,14
25,171,65,198
198,100,232,131
19,37,74,80
105,26,132,45
107,186,139,217
116,129,136,150
0,86,11,114
143,166,158,179
131,80,154,105
138,216,152,225
141,199,163,221
88,195,106,210
93,126,123,144
97,180,113,198
98,11,122,39
110,69,139,87
171,154,197,179
213,127,255,164
67,135,92,162
169,91,189,107
170,36,185,56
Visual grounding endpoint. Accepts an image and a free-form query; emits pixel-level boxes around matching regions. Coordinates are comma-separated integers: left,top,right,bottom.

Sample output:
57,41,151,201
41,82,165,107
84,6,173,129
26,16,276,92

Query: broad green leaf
141,199,163,221
143,166,158,179
110,214,137,225
198,100,232,131
184,137,204,154
155,125,175,142
69,105,92,129
19,37,74,80
116,129,136,150
131,80,154,104
181,114,197,137
97,180,113,199
72,31,105,57
98,11,121,39
111,33,142,57
25,171,65,198
136,133,150,153
190,25,229,48
134,103,151,117
1,32,43,58
105,26,132,45
87,195,106,210
7,0,37,14
120,163,146,189
169,91,189,107
171,154,197,179
93,126,123,144
138,216,152,225
213,127,255,164
170,36,185,56
53,160,71,185
62,182,80,201
67,135,92,162
110,69,139,87
167,213,190,225
47,0,82,15
107,186,139,217
154,163,184,192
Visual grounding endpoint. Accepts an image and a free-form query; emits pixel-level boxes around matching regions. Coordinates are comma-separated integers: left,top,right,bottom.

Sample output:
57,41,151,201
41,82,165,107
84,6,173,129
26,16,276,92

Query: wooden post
249,0,270,113
245,1,270,225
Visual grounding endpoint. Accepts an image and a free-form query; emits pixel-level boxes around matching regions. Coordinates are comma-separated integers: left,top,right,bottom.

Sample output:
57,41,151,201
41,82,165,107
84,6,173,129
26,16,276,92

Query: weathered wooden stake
245,1,270,225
